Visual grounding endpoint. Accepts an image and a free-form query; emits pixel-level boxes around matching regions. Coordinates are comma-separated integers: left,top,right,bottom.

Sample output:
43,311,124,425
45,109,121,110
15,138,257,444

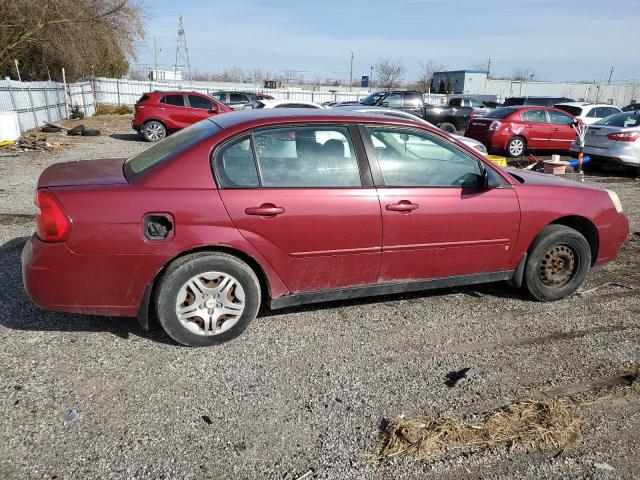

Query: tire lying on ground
81,129,100,136
41,125,62,133
66,125,85,136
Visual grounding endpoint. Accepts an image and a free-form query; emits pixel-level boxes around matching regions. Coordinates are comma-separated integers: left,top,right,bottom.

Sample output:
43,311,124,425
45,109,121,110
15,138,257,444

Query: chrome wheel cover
145,122,164,141
175,272,245,336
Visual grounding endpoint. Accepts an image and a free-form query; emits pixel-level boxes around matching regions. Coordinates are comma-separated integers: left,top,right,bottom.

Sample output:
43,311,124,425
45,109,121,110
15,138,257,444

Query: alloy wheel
509,138,525,157
144,122,165,141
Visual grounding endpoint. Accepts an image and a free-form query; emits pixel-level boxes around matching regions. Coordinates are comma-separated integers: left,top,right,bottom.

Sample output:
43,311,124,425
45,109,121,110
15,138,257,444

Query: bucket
543,160,569,175
0,111,20,142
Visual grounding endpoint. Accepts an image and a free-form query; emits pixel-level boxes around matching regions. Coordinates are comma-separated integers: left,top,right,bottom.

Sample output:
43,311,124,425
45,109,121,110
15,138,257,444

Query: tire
81,129,100,136
438,122,457,134
66,125,85,136
143,120,166,142
41,126,61,133
506,136,526,157
523,225,591,302
155,252,261,347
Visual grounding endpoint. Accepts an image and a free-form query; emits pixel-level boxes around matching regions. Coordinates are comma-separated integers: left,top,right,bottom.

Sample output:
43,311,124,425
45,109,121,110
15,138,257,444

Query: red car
465,106,578,157
132,91,232,142
23,110,628,346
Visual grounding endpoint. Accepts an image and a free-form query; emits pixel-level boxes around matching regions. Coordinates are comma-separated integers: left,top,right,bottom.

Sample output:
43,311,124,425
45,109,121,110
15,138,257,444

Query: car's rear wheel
523,225,591,301
143,120,166,142
438,122,457,134
155,253,261,346
506,136,526,157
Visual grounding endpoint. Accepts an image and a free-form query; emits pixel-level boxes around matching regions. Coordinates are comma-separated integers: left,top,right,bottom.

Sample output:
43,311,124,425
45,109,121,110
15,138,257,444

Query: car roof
555,102,616,108
209,108,430,130
149,90,209,95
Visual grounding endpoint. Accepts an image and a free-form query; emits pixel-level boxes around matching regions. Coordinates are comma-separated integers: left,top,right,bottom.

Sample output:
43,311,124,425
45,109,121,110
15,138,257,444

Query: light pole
370,65,373,92
349,51,354,92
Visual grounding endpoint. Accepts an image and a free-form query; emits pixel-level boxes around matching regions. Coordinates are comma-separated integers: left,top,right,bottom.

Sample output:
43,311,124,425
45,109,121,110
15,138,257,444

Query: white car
555,102,621,125
256,99,325,109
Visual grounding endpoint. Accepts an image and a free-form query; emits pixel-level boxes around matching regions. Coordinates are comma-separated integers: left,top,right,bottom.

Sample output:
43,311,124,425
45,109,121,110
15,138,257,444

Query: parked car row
131,89,640,172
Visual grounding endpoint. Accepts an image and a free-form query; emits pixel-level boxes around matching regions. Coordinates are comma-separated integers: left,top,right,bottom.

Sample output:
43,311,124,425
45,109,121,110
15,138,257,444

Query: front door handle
245,204,285,217
552,127,559,131
386,201,419,213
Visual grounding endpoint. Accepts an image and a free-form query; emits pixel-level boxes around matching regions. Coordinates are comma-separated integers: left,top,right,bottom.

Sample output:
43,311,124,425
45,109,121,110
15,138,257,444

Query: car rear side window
521,110,548,123
188,95,212,110
366,126,483,188
214,136,260,188
548,110,573,125
161,94,185,107
253,126,360,187
124,121,219,178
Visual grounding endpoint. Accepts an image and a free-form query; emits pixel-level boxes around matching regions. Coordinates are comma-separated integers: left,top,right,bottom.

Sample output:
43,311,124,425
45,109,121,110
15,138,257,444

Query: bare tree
375,58,405,89
415,60,446,92
0,0,144,80
512,68,537,81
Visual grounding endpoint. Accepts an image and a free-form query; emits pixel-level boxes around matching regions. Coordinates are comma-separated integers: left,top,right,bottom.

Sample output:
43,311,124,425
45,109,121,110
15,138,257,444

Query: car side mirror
482,167,502,189
208,106,218,113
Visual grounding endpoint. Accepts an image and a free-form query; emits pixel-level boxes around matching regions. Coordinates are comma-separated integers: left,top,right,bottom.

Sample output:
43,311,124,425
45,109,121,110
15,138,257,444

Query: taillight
488,120,502,131
606,132,638,142
470,110,475,120
35,189,71,242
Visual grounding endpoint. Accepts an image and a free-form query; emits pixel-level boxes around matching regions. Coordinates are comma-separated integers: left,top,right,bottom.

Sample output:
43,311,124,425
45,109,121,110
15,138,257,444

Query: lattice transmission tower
174,16,191,80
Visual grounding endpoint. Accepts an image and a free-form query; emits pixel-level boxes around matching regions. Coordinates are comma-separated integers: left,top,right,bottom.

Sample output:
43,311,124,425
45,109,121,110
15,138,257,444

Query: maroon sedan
465,106,577,157
23,110,628,346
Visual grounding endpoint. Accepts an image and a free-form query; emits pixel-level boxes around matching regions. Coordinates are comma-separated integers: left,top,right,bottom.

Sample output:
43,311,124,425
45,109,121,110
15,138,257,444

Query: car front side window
366,127,483,188
548,110,574,125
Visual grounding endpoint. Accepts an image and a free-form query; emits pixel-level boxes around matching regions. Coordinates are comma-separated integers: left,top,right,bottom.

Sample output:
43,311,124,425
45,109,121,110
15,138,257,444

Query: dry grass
94,104,134,116
370,400,584,462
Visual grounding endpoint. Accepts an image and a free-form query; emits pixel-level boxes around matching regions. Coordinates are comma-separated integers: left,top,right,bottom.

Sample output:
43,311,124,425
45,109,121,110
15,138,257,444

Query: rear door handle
552,127,560,131
245,204,285,216
386,201,419,213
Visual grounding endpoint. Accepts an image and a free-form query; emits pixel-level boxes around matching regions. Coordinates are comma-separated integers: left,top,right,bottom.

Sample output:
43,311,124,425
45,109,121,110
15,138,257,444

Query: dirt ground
0,115,639,479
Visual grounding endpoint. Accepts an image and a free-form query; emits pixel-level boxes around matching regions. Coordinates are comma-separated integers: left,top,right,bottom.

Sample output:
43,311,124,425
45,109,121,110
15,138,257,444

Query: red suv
23,110,628,346
132,91,232,142
465,106,577,157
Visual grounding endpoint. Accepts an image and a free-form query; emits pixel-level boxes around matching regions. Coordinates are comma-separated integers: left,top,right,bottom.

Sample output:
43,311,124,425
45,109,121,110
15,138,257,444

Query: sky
134,0,640,84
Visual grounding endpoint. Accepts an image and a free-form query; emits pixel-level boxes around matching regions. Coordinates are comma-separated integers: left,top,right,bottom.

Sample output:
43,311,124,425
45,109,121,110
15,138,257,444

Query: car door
519,109,552,149
361,125,520,282
160,94,191,128
215,124,382,293
187,94,217,122
547,109,576,148
228,93,250,110
402,93,424,117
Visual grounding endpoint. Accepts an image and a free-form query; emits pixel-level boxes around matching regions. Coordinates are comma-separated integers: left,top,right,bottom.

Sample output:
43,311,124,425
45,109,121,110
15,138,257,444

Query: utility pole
349,51,354,92
486,57,491,77
370,65,374,92
608,65,614,84
153,37,161,80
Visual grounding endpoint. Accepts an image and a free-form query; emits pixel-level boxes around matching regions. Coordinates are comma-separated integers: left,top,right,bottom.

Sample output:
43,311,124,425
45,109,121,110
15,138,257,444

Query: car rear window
555,105,582,116
484,108,515,119
123,121,220,179
594,112,640,128
137,94,150,103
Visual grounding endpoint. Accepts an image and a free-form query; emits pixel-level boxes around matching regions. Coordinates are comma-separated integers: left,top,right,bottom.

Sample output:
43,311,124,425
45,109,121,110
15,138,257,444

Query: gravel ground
1,115,639,479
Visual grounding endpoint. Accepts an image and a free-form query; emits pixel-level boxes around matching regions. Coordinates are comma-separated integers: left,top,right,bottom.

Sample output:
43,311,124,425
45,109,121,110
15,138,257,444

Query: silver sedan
571,111,640,171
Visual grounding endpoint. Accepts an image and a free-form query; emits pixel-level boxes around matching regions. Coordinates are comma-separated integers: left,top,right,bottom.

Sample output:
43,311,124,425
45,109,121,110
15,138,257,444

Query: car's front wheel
506,136,526,157
142,120,167,142
155,253,261,346
523,225,591,301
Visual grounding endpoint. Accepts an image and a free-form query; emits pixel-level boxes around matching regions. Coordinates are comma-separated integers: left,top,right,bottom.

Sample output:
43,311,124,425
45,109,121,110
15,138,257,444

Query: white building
148,67,183,81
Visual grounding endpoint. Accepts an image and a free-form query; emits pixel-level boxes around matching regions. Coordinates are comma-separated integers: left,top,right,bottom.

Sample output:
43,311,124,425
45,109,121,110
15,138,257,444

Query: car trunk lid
38,158,128,188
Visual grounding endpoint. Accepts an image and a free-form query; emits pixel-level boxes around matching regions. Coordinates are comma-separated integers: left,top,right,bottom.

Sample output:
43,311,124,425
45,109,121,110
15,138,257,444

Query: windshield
593,112,640,128
124,120,220,179
359,92,387,106
555,105,582,116
484,108,515,119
